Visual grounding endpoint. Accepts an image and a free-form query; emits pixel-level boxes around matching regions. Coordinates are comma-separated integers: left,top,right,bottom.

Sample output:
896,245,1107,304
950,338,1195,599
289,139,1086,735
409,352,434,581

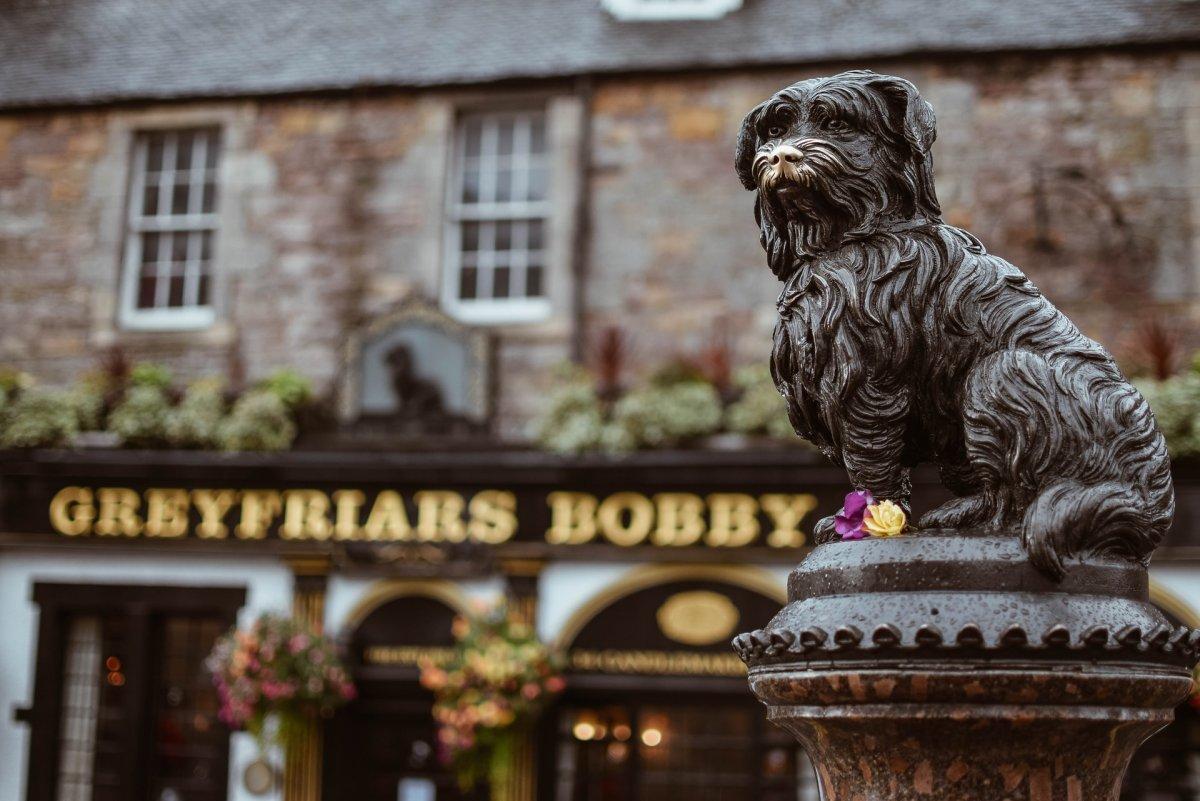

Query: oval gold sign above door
655,590,740,646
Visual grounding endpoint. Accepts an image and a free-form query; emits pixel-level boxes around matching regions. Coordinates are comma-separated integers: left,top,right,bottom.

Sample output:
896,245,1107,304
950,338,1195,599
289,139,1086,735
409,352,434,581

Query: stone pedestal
734,533,1198,801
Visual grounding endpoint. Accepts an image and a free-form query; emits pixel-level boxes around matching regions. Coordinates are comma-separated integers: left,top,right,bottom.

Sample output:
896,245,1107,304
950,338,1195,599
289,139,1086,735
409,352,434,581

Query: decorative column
495,558,545,801
735,535,1198,800
283,554,332,801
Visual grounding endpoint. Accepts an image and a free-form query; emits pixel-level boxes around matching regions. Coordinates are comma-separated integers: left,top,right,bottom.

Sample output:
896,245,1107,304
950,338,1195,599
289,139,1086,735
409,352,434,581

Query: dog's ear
868,74,936,160
734,100,768,190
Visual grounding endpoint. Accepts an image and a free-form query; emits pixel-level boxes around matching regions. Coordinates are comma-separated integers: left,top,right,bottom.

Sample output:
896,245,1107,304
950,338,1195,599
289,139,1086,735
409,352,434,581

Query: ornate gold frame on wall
336,296,492,425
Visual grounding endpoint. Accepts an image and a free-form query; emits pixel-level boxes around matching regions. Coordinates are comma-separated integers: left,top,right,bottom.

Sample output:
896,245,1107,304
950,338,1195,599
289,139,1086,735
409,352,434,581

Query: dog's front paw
812,514,840,544
919,493,990,530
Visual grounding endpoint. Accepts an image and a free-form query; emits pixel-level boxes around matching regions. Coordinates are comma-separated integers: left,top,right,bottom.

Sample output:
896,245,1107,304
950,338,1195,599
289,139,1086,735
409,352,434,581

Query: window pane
461,166,480,204
168,274,186,307
138,276,157,309
201,181,217,214
497,119,515,157
171,183,189,216
146,136,165,172
495,220,513,252
528,219,544,251
197,272,211,307
92,617,131,800
449,111,549,312
55,617,102,801
462,118,484,158
494,265,511,298
126,128,222,320
527,164,548,202
141,232,160,263
460,267,478,300
495,167,514,203
461,221,480,253
530,117,547,155
526,264,544,298
175,131,194,171
142,184,158,217
148,616,228,800
171,231,188,262
204,132,220,169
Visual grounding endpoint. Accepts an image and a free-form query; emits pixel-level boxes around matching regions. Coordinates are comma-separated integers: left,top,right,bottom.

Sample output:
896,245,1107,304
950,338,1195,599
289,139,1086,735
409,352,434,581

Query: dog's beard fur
753,137,934,278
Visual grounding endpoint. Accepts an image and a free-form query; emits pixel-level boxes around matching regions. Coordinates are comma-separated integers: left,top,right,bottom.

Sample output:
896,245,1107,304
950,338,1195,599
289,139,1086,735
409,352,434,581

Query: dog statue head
736,70,943,275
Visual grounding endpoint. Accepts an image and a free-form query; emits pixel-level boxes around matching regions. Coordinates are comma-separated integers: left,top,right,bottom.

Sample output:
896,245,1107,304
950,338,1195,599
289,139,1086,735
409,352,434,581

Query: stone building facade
1,0,1199,440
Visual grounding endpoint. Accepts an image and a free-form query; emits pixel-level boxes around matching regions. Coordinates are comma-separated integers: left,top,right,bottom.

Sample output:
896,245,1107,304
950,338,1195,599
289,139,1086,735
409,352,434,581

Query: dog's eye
766,124,787,139
821,117,851,134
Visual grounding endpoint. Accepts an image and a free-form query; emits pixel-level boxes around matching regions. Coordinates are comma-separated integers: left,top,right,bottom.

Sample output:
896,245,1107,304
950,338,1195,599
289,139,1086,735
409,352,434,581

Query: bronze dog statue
736,70,1172,578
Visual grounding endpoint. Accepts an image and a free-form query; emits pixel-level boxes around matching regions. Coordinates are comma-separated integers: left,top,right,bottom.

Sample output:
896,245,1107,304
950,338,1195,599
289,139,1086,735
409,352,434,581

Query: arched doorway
324,582,477,801
1120,584,1200,800
540,566,817,801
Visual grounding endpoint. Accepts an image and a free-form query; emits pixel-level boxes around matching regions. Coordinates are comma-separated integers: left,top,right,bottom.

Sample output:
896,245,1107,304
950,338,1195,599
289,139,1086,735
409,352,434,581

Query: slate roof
1,0,1198,109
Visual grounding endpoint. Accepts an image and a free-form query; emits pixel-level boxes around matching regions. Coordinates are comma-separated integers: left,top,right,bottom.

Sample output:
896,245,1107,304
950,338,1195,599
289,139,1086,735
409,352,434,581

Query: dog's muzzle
755,144,808,191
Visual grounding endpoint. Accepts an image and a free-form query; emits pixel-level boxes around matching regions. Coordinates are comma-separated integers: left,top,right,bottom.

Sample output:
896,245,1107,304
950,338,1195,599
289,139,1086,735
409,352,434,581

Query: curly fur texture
736,70,1173,578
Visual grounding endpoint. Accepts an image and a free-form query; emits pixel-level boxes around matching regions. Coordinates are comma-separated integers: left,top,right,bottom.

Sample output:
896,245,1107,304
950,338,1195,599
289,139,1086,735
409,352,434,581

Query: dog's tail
1021,478,1166,580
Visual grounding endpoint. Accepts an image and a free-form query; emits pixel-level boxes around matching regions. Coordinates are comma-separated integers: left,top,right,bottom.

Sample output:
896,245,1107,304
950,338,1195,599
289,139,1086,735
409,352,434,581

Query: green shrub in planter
258,369,313,411
612,380,722,448
531,375,607,455
0,390,79,448
129,362,173,390
0,367,33,396
217,391,297,452
725,365,796,440
68,383,107,431
1137,374,1200,458
108,385,172,447
167,379,226,448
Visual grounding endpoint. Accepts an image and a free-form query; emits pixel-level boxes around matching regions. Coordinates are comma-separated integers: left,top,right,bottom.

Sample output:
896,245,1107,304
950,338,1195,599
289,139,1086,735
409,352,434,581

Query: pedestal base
734,533,1199,801
752,666,1190,801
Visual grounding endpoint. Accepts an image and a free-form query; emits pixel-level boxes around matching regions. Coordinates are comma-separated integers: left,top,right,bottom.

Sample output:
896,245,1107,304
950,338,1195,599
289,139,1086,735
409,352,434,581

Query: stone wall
585,50,1200,378
1,49,1197,439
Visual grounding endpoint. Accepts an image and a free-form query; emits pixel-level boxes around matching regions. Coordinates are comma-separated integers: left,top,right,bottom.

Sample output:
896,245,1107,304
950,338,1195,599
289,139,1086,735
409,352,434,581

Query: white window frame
119,128,220,331
442,109,553,325
601,0,743,21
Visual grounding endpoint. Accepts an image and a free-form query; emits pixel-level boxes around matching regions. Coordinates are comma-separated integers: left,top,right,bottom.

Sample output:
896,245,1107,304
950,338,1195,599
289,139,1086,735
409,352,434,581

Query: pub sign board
5,450,1198,556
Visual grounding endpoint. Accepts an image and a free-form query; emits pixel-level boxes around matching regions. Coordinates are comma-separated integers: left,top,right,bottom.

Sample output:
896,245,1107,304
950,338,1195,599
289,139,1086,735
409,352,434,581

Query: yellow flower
864,500,906,537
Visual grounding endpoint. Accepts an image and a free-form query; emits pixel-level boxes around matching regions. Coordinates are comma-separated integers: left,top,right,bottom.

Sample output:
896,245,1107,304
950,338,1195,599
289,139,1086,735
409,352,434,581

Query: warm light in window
607,742,628,763
106,671,125,687
641,727,662,747
573,721,596,740
105,656,121,671
612,723,631,741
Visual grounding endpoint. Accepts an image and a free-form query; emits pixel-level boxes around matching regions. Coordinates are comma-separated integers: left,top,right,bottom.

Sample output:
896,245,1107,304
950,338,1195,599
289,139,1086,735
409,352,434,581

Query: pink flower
835,490,874,540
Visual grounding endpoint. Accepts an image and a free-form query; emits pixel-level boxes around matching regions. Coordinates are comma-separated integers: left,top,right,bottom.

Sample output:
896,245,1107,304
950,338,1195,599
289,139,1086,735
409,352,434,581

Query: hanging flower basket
419,602,565,791
206,612,356,753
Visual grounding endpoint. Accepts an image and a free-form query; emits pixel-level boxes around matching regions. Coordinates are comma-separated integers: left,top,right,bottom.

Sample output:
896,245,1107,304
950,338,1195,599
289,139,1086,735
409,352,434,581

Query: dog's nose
768,145,803,166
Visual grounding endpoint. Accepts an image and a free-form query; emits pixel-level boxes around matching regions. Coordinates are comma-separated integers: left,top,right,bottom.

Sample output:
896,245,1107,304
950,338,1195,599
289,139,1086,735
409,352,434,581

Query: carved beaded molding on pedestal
736,69,1173,581
733,621,1200,666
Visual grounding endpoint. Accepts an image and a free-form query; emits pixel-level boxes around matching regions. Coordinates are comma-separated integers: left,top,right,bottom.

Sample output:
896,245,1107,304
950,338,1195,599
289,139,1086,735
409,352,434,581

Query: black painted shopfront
2,448,1199,801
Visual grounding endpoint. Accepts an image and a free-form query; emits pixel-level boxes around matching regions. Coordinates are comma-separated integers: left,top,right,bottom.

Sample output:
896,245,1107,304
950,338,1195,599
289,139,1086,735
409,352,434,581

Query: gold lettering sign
544,491,817,548
47,486,818,549
362,645,455,667
569,648,746,677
